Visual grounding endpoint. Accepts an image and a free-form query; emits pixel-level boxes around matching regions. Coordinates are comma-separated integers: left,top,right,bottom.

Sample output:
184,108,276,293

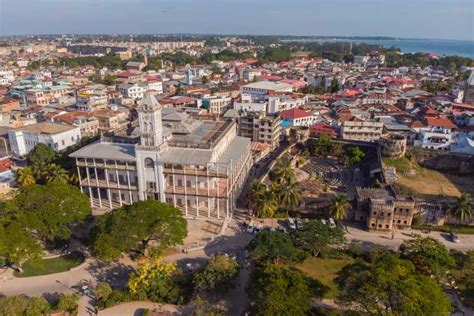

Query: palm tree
329,194,351,221
256,190,278,218
450,193,473,223
278,177,301,212
274,155,295,183
249,181,266,211
16,167,36,187
43,164,69,184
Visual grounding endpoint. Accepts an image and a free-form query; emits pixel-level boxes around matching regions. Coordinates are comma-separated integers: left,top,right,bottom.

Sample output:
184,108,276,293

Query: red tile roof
280,108,312,119
425,117,456,129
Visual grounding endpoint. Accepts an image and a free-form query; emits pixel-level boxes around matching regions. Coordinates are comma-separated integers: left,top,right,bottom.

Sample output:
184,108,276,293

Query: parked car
296,218,304,229
246,221,255,234
328,218,336,228
321,219,327,225
277,226,287,234
288,218,297,230
451,233,460,243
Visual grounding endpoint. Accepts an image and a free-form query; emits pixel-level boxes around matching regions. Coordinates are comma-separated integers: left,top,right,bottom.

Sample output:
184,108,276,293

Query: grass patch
15,251,84,277
383,157,474,198
412,224,474,235
290,256,354,299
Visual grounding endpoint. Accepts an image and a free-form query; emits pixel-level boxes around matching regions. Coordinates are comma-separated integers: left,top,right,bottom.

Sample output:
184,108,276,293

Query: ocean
282,38,474,59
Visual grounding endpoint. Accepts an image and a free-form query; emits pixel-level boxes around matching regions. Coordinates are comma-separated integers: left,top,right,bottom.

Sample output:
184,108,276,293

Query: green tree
449,192,473,223
248,265,315,316
329,77,340,93
93,200,187,261
329,194,351,221
15,167,36,187
277,176,301,212
335,253,451,315
58,293,80,314
0,222,41,269
256,189,279,218
194,255,239,296
25,296,51,316
344,146,365,165
43,163,70,184
0,296,35,316
128,256,185,304
6,183,91,243
95,281,113,303
247,231,306,264
249,181,266,211
273,154,294,183
293,220,346,257
399,237,455,277
27,143,56,165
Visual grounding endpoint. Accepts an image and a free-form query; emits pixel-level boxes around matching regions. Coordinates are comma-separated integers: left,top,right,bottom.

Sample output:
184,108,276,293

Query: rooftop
16,122,77,135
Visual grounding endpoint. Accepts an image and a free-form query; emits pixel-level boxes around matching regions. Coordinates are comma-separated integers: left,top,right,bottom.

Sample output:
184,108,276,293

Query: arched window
144,158,154,169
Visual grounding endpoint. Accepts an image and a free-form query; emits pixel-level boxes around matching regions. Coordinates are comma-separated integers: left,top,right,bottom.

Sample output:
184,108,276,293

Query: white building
8,122,81,157
118,81,163,100
0,69,15,85
280,108,318,127
70,95,253,219
341,120,384,142
241,81,292,101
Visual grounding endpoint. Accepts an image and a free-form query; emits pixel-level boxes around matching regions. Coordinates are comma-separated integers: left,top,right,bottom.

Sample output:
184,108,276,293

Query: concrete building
237,112,281,150
201,96,232,115
8,122,81,157
280,108,318,128
341,119,384,142
70,95,253,219
241,81,292,101
355,187,415,231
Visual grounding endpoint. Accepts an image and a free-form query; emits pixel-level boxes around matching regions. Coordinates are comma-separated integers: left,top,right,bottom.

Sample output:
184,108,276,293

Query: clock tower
138,94,163,147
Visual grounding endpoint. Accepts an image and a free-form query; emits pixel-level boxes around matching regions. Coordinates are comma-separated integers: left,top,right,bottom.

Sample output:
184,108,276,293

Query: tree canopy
128,256,187,304
335,253,452,315
247,231,306,264
292,220,346,257
93,200,187,261
248,265,323,316
4,183,90,243
27,143,56,165
399,237,455,277
344,146,365,165
194,255,239,296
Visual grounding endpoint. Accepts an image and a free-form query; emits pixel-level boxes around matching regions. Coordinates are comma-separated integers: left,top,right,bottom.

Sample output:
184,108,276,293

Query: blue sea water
284,38,474,59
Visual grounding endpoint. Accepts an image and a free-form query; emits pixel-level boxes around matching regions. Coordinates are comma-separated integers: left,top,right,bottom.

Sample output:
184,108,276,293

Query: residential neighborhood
0,29,473,316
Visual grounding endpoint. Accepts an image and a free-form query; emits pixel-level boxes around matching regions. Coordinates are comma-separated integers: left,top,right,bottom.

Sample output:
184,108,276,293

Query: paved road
1,217,472,316
345,223,474,251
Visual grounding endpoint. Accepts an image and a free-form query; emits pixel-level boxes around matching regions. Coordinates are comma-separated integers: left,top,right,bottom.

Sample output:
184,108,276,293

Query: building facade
355,187,415,231
237,112,281,150
71,95,253,219
341,120,384,142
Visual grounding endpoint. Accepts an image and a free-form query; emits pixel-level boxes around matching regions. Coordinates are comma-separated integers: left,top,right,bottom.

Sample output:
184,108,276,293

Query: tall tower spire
138,94,163,147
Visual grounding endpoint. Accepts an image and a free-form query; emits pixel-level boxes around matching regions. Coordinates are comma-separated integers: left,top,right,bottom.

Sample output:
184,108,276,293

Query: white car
288,218,297,230
328,218,336,228
246,221,255,233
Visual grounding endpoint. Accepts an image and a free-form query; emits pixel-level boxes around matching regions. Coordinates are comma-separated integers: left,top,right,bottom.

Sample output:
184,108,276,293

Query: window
378,224,382,228
404,221,407,224
385,225,389,229
144,158,154,169
398,220,401,223
371,223,375,227
373,211,377,215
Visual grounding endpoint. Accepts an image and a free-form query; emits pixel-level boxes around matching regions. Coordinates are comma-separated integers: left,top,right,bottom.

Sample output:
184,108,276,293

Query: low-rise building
280,108,318,128
8,122,81,157
355,187,415,231
237,112,281,150
341,119,384,142
241,81,293,101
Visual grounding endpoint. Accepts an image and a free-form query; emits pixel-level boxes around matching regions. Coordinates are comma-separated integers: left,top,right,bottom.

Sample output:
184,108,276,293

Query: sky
0,0,473,41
